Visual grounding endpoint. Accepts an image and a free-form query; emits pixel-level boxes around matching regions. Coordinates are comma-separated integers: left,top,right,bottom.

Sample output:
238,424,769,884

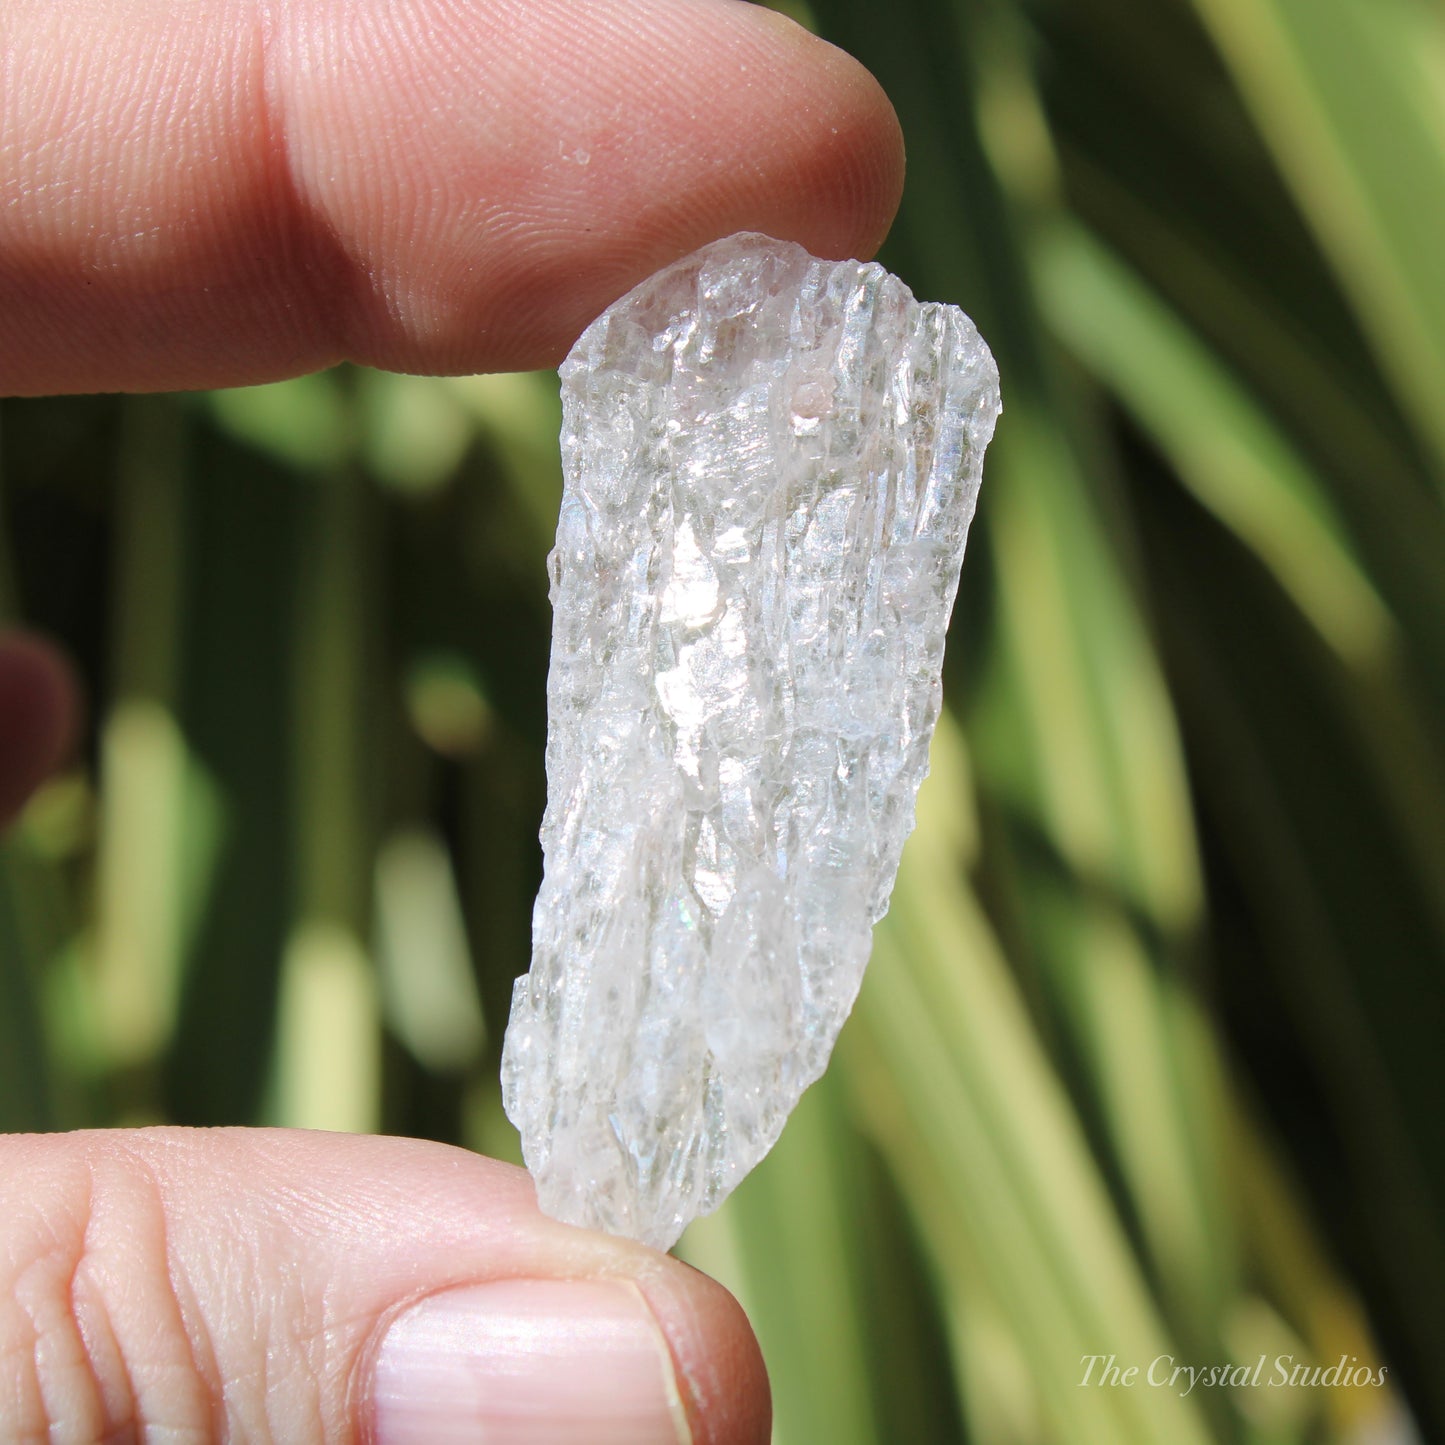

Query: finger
0,631,77,825
1,0,904,395
0,1128,769,1444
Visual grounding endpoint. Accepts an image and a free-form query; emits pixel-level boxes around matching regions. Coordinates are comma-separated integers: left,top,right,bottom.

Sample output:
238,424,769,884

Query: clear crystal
501,232,1000,1250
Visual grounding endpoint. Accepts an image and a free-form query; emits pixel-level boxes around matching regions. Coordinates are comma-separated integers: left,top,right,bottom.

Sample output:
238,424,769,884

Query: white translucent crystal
501,232,1000,1250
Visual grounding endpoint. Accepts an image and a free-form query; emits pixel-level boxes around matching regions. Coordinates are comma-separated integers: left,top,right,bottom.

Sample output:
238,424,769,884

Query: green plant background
3,0,1443,1440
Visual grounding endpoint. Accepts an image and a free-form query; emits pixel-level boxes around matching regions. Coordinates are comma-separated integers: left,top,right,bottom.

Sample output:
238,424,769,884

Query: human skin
0,1,903,1440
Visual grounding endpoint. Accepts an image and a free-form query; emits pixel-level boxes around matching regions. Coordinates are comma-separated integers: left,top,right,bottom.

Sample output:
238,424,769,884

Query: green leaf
1187,0,1445,489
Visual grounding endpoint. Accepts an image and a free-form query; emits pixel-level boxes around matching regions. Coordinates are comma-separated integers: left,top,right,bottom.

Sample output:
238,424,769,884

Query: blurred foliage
2,0,1442,1440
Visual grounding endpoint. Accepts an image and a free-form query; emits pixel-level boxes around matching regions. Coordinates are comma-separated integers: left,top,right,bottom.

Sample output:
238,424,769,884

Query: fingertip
1,1127,771,1444
284,0,908,376
640,1257,772,1445
668,0,906,265
420,0,905,374
0,631,78,825
1,0,905,388
745,8,906,263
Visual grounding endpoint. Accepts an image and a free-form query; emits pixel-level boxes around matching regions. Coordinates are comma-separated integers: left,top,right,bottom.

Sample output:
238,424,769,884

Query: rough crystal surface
501,233,1000,1250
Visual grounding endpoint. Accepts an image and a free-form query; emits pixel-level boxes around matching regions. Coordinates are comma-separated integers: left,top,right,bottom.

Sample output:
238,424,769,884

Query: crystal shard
501,232,1001,1250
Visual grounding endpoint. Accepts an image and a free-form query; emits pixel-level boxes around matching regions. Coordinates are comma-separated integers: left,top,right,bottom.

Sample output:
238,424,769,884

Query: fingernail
372,1278,692,1445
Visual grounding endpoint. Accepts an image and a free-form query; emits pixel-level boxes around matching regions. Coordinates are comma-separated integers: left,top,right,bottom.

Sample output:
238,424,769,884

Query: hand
1,0,901,395
1,0,902,1439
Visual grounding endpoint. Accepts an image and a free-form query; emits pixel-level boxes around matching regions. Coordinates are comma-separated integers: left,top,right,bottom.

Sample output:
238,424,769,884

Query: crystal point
501,232,1000,1250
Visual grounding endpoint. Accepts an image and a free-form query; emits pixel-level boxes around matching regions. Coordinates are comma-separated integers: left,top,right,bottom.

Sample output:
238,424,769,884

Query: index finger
0,0,903,394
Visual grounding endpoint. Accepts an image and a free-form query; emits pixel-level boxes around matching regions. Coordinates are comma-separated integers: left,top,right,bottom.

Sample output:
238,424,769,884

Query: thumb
0,1128,769,1444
